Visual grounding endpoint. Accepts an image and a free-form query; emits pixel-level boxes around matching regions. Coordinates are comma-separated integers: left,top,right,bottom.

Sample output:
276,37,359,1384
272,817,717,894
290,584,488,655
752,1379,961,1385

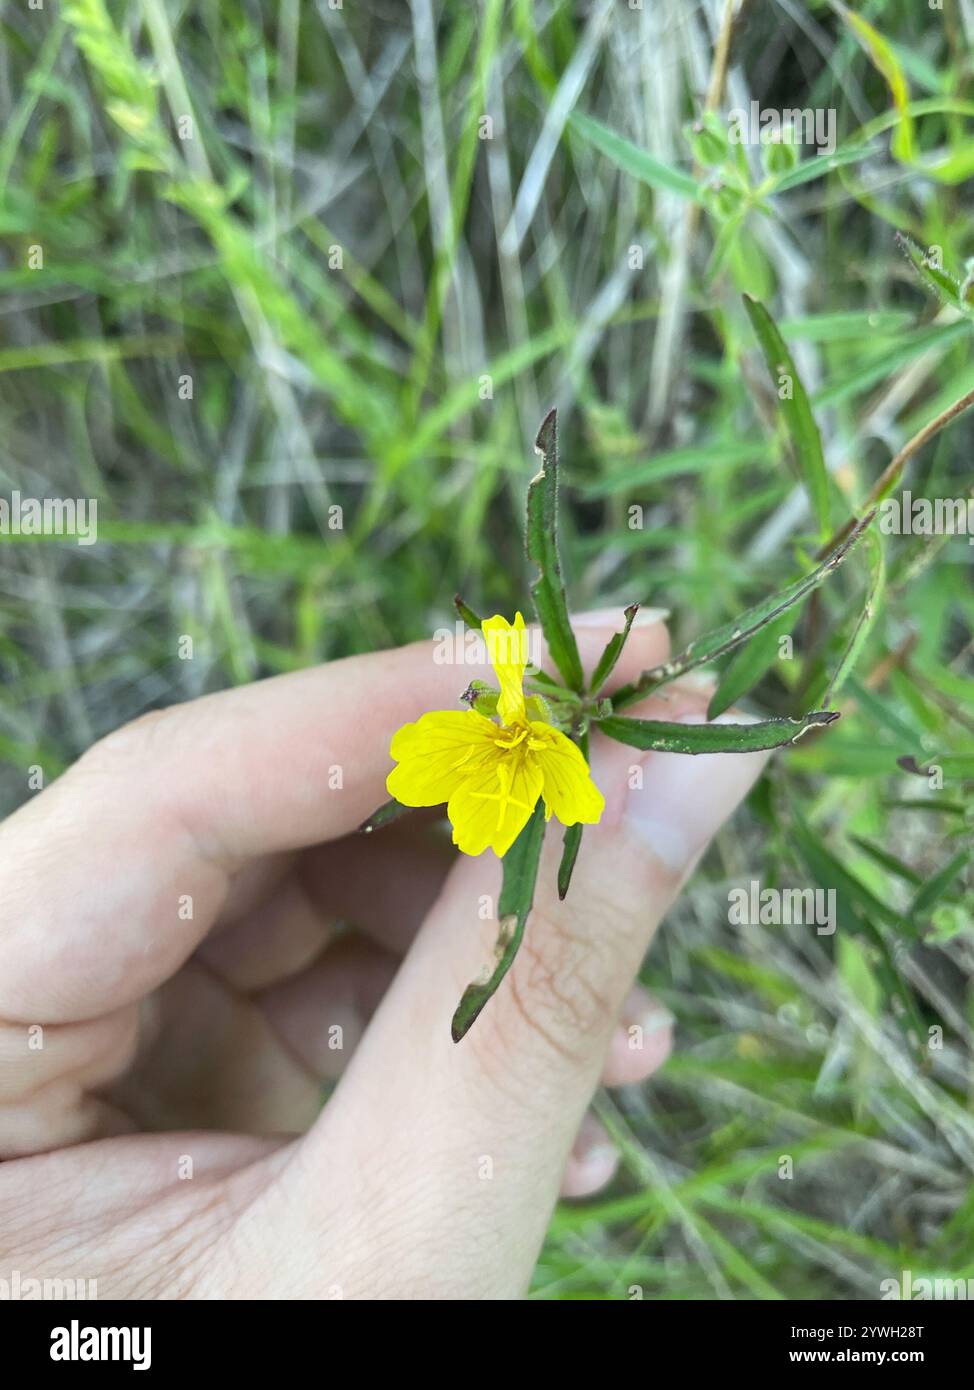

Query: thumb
285,675,768,1298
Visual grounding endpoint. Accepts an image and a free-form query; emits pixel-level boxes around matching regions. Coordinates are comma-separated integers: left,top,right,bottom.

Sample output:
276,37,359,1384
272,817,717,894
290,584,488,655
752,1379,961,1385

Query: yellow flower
387,613,605,856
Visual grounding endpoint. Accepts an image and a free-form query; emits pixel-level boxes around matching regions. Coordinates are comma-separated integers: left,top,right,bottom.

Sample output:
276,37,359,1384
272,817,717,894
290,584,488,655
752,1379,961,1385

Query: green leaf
743,293,830,539
589,603,639,695
569,111,704,203
527,409,584,692
451,802,546,1042
849,835,922,888
911,849,970,923
838,934,883,1017
895,232,974,317
358,799,412,834
790,815,925,1050
558,823,583,901
813,320,973,408
556,729,589,900
790,815,917,938
597,710,839,754
777,310,913,341
611,512,873,710
822,528,885,706
845,677,927,759
841,5,915,163
454,593,483,628
765,142,877,194
707,611,795,720
579,439,768,497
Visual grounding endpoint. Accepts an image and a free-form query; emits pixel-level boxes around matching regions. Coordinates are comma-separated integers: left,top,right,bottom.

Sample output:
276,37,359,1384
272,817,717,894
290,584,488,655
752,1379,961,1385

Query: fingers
0,614,666,1026
560,986,674,1199
601,985,674,1088
269,658,766,1298
106,963,325,1135
0,1007,140,1158
294,818,454,957
255,935,399,1083
559,1114,620,1199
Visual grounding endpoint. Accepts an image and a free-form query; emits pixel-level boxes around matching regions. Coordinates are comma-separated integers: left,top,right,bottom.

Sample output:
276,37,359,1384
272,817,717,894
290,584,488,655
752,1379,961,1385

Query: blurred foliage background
1,0,973,1299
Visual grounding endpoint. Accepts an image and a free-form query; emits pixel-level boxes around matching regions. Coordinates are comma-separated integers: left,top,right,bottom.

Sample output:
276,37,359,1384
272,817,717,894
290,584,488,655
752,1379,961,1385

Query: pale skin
0,613,766,1298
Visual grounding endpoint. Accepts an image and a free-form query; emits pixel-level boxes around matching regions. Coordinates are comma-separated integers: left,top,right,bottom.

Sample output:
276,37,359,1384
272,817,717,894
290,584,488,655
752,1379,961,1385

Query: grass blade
823,529,886,707
911,849,970,923
569,111,704,203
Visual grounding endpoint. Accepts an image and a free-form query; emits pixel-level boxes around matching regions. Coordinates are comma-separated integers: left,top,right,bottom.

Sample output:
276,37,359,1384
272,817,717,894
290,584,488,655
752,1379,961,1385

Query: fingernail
641,1005,674,1036
624,712,769,870
582,1142,617,1168
621,986,673,1035
561,1140,618,1199
573,606,670,629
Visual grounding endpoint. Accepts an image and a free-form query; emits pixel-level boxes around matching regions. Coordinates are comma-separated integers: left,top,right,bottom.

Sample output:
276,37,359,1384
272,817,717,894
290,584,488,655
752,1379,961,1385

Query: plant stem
817,383,974,559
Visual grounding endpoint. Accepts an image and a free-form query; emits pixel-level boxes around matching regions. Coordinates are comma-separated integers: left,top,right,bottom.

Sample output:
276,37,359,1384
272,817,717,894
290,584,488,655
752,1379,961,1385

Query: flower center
493,724,529,750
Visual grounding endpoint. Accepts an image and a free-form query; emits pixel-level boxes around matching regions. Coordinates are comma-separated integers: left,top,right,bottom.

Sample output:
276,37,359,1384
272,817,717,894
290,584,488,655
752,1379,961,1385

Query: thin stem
817,384,974,559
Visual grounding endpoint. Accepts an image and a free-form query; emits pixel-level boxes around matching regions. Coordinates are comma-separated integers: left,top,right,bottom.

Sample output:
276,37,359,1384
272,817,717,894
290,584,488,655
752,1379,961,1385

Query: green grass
1,0,973,1299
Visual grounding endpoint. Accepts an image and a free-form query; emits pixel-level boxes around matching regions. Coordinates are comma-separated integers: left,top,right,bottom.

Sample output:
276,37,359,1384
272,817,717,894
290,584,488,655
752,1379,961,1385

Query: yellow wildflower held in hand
387,613,605,857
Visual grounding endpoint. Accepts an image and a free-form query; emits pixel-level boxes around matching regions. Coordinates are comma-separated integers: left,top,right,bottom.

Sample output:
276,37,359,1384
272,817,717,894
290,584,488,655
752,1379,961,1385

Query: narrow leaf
790,814,917,937
556,728,589,900
558,823,583,901
570,111,704,203
597,710,839,754
766,142,876,194
822,528,885,706
359,799,412,834
850,835,922,888
580,440,767,497
454,593,483,628
589,603,639,694
743,293,830,538
611,512,874,710
895,232,974,317
840,6,915,162
911,849,969,922
790,814,925,1050
527,409,585,692
708,611,795,720
451,803,546,1042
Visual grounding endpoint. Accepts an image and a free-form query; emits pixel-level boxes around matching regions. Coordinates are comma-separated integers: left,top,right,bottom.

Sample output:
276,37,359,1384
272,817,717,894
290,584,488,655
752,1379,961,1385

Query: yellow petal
481,611,529,726
447,746,543,857
387,709,498,807
528,722,605,827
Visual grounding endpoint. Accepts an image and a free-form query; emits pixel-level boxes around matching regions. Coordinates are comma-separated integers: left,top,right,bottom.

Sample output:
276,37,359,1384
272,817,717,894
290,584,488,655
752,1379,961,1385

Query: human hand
0,613,766,1298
